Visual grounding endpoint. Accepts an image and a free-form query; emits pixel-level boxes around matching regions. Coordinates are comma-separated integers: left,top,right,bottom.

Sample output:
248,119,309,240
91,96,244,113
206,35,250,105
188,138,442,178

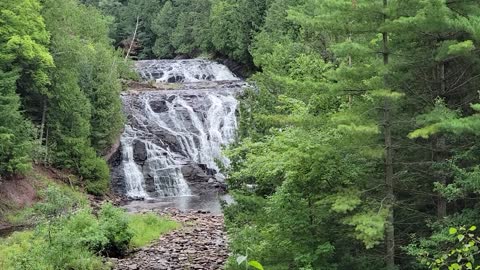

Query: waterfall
115,59,245,199
136,59,239,83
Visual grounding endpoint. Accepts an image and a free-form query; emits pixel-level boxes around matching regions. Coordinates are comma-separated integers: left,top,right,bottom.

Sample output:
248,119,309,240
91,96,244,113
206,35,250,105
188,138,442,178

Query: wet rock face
181,163,211,182
135,59,240,83
150,100,169,113
110,60,245,199
133,140,147,163
167,75,184,83
109,147,126,195
111,89,240,199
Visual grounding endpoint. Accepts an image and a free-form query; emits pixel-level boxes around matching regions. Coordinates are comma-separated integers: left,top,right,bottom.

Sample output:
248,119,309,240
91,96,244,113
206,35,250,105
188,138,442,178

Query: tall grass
128,213,180,248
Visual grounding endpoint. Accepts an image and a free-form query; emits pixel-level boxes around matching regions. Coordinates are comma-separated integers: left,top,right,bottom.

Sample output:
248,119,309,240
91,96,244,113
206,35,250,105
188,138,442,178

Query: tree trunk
44,127,49,165
436,62,447,219
39,98,47,144
384,99,395,270
125,15,140,61
382,0,395,269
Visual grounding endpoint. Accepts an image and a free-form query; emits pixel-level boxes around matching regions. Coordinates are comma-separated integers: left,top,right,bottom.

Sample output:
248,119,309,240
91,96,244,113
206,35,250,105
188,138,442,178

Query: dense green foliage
0,0,125,194
0,185,178,270
5,0,480,269
80,0,268,66
0,0,53,176
216,0,480,269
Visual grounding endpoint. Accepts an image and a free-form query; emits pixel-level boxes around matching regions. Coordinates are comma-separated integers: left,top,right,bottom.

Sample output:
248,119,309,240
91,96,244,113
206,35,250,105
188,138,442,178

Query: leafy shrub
6,184,87,225
80,154,110,196
98,203,133,256
0,226,107,270
34,185,78,218
0,203,135,269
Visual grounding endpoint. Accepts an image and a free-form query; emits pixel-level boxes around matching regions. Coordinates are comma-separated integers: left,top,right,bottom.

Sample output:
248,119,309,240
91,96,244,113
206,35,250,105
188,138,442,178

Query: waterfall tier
111,59,245,199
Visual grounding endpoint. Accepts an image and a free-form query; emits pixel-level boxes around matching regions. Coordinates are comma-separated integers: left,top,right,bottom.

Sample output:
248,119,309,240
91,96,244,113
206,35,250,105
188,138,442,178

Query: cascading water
136,59,239,82
111,59,246,200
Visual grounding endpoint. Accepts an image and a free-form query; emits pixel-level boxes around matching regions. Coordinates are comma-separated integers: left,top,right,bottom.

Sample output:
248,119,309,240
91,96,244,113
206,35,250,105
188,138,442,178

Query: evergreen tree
152,1,176,58
0,0,54,175
0,71,33,176
41,0,123,194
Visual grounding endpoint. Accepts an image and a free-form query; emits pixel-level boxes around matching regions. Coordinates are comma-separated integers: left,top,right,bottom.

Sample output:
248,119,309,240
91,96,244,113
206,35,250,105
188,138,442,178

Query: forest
2,0,480,269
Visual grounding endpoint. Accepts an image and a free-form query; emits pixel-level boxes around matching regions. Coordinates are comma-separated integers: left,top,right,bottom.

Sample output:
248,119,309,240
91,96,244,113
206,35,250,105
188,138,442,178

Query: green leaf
450,228,458,235
236,255,247,265
450,263,461,270
469,226,477,232
248,261,265,270
458,234,465,242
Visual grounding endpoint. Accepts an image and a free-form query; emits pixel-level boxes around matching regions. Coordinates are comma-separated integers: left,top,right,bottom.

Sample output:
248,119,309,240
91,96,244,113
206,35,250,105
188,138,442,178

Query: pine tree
152,1,176,58
0,0,54,175
41,0,122,194
0,71,33,176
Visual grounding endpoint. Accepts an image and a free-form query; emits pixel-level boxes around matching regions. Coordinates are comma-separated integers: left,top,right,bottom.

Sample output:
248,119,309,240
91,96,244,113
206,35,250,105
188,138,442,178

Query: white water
121,128,147,198
136,59,240,83
118,59,243,199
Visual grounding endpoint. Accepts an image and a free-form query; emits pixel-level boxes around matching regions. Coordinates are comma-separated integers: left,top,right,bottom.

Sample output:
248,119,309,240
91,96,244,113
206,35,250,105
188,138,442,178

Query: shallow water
121,193,233,215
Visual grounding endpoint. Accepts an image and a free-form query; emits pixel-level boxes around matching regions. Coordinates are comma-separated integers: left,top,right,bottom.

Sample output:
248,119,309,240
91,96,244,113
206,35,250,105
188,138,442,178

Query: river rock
113,209,228,270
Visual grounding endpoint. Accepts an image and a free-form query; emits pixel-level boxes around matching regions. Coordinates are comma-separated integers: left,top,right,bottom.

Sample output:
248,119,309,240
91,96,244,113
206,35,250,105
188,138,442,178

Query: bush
98,203,133,256
6,184,87,225
52,139,110,196
0,203,134,269
80,153,110,196
0,199,181,269
0,225,108,270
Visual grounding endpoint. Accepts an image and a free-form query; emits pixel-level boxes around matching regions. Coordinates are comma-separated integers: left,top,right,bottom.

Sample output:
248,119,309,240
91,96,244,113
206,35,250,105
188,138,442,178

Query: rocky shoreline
113,209,228,270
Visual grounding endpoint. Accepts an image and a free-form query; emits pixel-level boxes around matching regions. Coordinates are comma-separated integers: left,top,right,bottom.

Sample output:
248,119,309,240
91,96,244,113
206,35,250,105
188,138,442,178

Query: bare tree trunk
125,15,140,61
436,62,447,219
39,99,47,144
384,100,395,270
44,127,49,165
382,0,395,269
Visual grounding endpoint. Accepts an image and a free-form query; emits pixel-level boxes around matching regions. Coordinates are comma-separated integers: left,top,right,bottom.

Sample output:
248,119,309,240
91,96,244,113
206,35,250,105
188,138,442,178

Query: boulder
145,175,156,193
181,163,211,182
150,100,169,113
133,140,148,163
198,164,217,176
167,75,184,83
150,71,164,79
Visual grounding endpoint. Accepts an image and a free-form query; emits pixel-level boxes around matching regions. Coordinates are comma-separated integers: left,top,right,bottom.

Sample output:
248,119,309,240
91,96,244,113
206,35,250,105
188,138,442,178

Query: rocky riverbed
113,209,229,270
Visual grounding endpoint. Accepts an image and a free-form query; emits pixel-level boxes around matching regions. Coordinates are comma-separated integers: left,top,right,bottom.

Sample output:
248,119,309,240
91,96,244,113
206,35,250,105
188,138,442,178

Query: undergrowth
0,178,179,270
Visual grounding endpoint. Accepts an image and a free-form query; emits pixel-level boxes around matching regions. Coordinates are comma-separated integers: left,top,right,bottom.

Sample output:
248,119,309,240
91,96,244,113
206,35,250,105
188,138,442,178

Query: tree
0,71,33,176
0,0,54,175
152,1,176,58
41,0,123,194
210,0,268,64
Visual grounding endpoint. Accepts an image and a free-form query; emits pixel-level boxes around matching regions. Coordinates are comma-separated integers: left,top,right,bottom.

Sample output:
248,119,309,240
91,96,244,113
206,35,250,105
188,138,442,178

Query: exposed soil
0,166,102,233
112,209,228,270
0,165,81,211
0,175,37,210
